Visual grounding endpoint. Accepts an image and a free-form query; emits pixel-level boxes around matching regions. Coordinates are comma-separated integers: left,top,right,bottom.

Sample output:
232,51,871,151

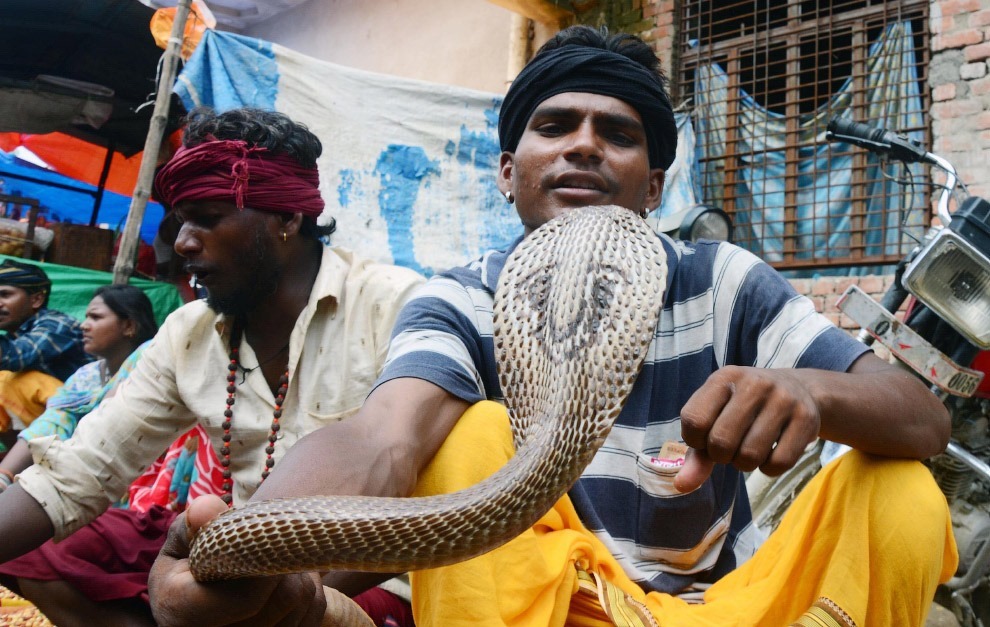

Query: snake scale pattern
188,205,668,581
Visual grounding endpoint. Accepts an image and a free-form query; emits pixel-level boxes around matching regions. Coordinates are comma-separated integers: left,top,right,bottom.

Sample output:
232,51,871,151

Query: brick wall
625,0,990,322
563,1,677,76
930,0,990,200
789,274,905,332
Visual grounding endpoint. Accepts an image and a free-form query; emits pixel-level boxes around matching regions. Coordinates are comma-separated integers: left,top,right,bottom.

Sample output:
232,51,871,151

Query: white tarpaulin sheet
175,30,696,275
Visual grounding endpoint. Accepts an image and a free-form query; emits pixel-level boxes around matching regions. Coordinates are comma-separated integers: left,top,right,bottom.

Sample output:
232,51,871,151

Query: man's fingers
730,406,783,472
674,447,714,493
186,494,230,534
680,373,735,449
704,391,767,465
227,573,323,627
150,495,288,627
155,495,226,566
759,419,817,477
159,512,193,562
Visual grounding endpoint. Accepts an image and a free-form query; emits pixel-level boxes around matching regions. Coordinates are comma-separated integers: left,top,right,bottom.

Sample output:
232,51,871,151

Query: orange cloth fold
412,401,957,627
0,370,62,432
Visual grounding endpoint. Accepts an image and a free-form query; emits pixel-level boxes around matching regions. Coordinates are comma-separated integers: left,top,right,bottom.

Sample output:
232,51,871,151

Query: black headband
0,259,50,295
498,45,677,169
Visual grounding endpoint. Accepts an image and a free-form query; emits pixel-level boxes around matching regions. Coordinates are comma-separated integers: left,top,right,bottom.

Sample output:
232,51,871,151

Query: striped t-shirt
375,234,868,595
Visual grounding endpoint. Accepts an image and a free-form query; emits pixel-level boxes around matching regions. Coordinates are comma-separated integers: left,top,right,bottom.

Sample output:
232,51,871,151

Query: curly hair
181,107,322,168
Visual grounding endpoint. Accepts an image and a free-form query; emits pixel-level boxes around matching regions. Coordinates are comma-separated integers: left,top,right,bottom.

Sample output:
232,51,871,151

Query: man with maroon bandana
0,107,423,626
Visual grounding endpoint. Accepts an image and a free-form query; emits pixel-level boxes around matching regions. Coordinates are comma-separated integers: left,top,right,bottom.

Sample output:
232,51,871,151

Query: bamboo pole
112,0,192,284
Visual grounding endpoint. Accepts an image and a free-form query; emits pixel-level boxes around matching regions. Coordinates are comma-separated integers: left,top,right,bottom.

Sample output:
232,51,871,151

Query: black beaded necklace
221,326,289,506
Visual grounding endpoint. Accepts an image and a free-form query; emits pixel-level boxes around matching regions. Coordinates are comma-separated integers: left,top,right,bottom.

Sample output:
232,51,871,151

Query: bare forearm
253,378,469,503
0,484,54,562
0,439,34,478
253,419,411,502
814,355,949,459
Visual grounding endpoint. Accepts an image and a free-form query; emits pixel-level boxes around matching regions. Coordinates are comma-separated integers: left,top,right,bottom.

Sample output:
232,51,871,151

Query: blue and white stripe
375,232,868,595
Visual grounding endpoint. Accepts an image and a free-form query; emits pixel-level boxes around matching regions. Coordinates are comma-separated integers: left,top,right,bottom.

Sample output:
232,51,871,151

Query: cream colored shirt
19,246,424,540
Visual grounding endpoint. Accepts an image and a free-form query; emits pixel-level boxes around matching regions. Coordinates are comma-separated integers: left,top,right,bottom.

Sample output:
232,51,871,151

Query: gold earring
281,231,287,243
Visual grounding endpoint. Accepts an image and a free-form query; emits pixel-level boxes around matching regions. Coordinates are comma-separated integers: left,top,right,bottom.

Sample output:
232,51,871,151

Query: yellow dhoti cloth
0,370,62,432
412,401,958,627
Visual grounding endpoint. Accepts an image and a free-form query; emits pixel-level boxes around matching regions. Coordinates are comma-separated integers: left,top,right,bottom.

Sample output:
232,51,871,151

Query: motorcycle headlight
654,204,733,243
902,197,990,349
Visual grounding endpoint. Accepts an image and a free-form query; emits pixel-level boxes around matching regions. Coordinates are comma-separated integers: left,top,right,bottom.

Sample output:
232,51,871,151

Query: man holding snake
0,107,423,626
152,26,956,627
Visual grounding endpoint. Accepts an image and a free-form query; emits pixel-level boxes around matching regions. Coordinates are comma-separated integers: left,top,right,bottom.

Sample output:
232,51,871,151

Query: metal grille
678,0,930,270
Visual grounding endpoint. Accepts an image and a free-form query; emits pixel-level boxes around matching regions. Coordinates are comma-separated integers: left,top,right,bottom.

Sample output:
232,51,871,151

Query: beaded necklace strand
221,328,289,506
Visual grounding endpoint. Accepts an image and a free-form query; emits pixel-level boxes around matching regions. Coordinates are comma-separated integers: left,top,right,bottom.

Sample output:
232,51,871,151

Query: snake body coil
188,205,667,581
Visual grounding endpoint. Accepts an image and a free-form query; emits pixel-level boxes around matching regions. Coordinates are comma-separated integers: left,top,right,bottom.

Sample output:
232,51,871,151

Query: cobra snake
188,204,667,585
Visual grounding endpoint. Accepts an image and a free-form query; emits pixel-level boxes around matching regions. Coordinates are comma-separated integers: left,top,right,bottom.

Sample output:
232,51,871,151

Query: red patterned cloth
353,587,415,627
126,424,225,513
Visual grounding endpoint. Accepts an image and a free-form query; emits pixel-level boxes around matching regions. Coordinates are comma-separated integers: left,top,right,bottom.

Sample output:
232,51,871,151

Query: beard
206,228,281,317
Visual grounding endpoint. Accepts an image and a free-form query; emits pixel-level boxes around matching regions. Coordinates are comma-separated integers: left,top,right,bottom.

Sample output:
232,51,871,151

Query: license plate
837,285,984,397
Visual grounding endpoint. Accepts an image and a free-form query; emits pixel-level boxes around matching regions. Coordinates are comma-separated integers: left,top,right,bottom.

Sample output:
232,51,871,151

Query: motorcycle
746,118,990,626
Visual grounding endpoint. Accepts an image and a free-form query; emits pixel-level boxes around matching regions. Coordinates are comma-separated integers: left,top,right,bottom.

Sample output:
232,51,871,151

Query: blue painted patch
337,169,356,207
174,31,278,112
454,100,521,253
455,125,500,168
374,145,440,275
486,97,503,128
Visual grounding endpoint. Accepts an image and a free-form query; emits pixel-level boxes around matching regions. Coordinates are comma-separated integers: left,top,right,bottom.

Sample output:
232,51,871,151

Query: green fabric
0,255,184,325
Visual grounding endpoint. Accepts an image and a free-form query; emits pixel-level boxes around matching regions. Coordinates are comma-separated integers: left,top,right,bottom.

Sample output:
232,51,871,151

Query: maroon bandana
154,139,325,218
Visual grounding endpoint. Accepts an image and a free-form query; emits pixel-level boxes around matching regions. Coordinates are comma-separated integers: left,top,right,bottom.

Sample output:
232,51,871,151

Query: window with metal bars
677,0,930,271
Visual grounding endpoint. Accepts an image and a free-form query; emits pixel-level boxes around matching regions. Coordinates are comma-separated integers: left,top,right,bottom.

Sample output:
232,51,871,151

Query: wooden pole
112,0,192,284
507,13,530,88
90,140,115,226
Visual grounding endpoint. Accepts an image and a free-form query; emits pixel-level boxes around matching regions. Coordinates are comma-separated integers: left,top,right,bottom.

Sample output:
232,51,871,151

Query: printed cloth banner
174,31,697,276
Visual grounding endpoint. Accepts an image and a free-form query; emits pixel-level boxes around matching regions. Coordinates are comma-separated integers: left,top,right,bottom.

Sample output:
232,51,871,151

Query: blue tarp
0,150,164,244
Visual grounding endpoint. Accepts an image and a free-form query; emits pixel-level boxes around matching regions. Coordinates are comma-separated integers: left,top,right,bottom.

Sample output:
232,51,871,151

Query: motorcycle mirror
655,204,733,243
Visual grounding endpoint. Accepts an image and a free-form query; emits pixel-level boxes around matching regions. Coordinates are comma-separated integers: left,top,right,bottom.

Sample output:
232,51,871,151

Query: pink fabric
352,587,415,627
154,140,324,217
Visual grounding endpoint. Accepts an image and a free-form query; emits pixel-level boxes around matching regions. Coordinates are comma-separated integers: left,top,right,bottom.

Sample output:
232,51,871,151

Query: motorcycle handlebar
825,118,930,164
826,117,959,225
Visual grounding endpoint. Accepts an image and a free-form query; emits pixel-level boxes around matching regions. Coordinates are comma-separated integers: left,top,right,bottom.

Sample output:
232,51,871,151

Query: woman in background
0,284,224,627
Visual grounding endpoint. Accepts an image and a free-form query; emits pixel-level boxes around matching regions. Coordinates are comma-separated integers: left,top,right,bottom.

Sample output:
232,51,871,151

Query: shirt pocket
633,452,721,570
